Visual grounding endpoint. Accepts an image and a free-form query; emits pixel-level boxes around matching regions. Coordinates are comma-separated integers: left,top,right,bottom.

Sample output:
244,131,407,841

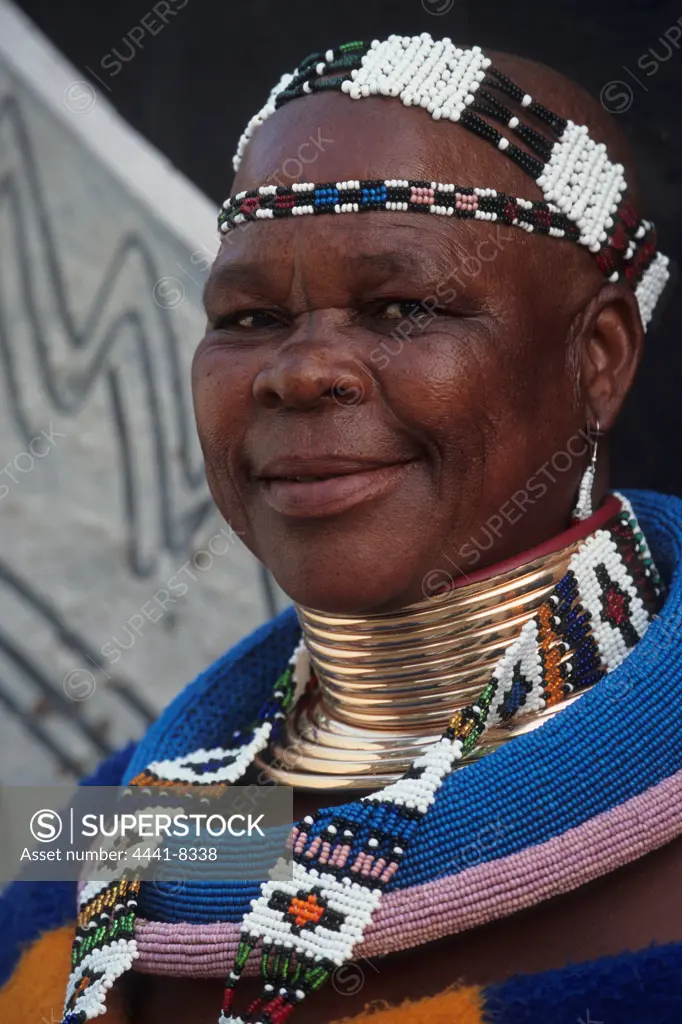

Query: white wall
0,2,274,782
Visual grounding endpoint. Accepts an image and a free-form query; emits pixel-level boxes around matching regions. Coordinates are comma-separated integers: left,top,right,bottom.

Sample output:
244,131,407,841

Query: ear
576,283,644,431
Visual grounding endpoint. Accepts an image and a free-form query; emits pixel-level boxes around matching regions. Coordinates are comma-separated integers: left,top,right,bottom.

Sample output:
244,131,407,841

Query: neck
260,498,626,789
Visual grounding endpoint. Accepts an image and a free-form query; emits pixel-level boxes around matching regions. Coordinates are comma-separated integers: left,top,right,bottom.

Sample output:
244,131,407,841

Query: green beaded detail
235,937,254,971
278,665,298,711
72,912,135,967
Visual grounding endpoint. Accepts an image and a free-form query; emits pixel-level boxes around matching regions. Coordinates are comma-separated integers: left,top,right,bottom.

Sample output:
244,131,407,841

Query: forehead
210,213,498,305
216,93,553,290
233,91,542,198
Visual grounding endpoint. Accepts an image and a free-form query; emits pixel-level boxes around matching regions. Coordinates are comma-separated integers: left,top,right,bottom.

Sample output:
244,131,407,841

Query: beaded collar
60,494,667,1024
222,35,670,328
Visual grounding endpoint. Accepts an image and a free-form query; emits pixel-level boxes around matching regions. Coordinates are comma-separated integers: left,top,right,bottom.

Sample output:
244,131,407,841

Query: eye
214,309,285,330
377,300,437,324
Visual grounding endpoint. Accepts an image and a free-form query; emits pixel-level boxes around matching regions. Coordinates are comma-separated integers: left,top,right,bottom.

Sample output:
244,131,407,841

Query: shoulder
482,941,682,1024
124,605,300,781
326,941,682,1023
0,742,136,990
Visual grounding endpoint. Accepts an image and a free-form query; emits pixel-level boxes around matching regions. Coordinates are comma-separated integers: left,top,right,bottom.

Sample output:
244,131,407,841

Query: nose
252,320,371,411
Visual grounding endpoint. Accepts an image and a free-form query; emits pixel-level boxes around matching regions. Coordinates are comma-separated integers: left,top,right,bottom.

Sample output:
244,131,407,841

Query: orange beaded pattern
537,603,566,707
288,894,327,930
76,879,139,931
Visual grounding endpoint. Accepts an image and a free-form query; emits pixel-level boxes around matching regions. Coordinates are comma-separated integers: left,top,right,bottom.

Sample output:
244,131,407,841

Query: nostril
330,375,367,408
253,359,367,411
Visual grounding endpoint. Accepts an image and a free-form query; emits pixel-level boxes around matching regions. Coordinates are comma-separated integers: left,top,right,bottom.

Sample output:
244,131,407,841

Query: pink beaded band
133,763,682,976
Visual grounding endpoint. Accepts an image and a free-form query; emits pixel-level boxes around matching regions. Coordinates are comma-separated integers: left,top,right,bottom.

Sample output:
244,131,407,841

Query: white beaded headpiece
225,34,669,329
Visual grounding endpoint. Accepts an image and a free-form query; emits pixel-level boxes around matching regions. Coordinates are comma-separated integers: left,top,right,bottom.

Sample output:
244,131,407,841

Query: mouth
255,457,421,519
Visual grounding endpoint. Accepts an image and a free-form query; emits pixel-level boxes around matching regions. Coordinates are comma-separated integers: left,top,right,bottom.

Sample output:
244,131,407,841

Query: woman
3,33,681,1024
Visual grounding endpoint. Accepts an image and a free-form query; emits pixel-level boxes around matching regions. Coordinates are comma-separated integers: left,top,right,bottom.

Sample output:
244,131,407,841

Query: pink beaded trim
409,185,435,205
133,763,682,976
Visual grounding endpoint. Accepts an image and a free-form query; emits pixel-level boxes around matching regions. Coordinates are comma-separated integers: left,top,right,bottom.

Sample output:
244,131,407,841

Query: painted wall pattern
0,56,275,783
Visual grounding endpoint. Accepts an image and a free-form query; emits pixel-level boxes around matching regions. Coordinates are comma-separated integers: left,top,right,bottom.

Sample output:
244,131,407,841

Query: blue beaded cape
1,489,681,1012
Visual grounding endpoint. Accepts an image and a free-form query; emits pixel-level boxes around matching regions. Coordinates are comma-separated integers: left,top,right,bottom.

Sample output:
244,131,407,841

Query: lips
255,456,420,518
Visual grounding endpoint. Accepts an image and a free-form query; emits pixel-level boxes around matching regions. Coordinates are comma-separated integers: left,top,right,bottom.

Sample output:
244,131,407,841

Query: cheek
385,328,575,503
191,346,260,544
384,329,502,461
191,348,258,532
191,345,253,476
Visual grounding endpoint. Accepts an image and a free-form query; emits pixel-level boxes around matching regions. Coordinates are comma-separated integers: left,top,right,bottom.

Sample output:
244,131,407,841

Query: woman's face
193,93,598,614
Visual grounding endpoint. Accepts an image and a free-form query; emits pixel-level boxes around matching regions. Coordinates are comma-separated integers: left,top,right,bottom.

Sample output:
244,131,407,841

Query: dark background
16,0,682,495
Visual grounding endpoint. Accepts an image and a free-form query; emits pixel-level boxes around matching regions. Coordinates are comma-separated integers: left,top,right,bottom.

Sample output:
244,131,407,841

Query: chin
270,560,417,615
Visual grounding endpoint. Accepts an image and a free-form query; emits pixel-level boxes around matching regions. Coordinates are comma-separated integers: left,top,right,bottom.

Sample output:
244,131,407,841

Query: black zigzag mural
0,87,214,577
0,76,245,771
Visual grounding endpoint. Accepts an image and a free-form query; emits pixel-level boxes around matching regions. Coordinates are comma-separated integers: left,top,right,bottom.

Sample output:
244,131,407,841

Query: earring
573,420,600,522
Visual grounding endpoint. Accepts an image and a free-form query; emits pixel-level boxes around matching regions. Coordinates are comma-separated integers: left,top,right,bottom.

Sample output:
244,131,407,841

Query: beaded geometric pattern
60,496,662,1024
61,879,139,1024
223,34,669,328
220,179,579,236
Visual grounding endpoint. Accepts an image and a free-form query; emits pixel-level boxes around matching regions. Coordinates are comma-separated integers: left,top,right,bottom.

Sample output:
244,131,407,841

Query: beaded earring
573,421,600,522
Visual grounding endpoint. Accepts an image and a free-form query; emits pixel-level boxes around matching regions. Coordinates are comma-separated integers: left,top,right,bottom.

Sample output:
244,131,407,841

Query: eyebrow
203,218,475,310
347,251,432,281
204,261,276,302
206,247,446,296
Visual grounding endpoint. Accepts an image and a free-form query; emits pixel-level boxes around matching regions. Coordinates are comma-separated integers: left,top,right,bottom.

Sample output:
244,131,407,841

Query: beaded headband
220,34,670,328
